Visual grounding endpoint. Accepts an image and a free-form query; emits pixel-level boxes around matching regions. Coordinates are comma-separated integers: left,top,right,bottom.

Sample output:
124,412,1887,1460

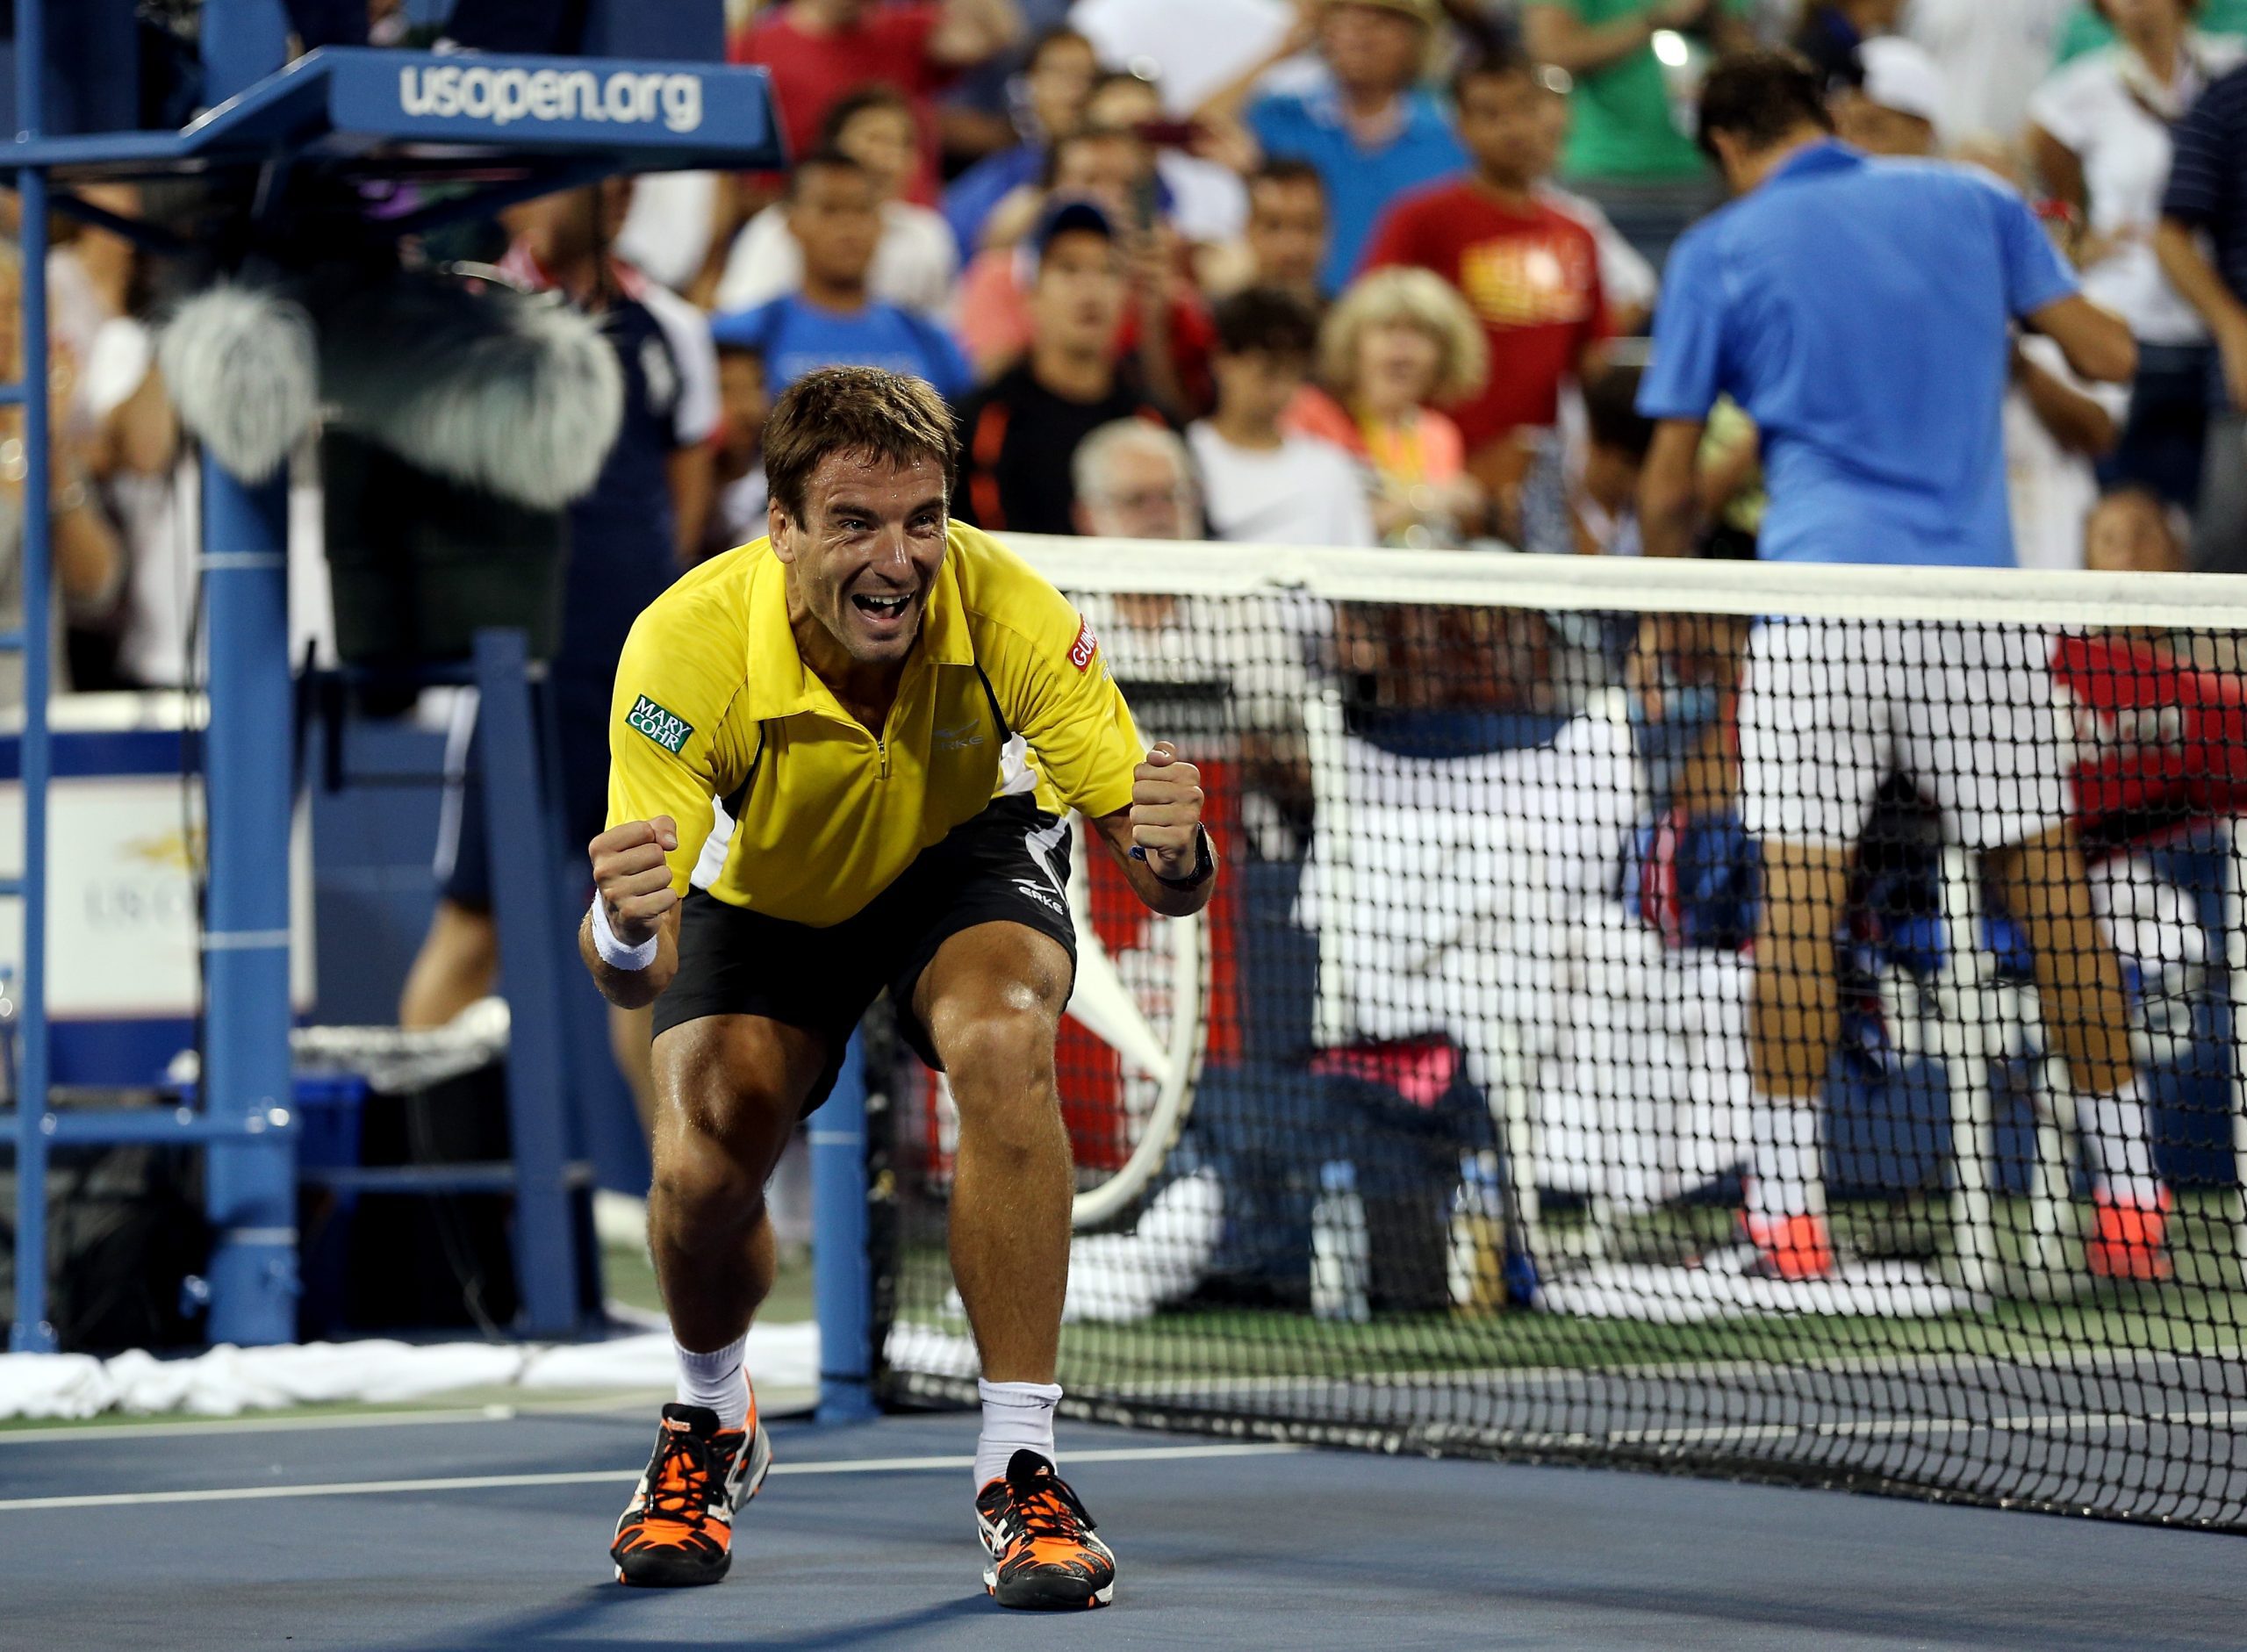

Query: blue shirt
1246,82,1466,294
1638,142,2078,568
710,294,971,405
2163,61,2247,307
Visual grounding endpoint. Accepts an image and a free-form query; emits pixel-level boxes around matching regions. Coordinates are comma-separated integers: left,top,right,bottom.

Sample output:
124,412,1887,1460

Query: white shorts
1738,619,2069,851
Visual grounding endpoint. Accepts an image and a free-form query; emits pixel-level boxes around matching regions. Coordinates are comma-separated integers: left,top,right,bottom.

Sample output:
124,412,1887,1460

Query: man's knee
650,1130,768,1233
917,925,1071,1122
936,1002,1060,1113
648,1019,822,1228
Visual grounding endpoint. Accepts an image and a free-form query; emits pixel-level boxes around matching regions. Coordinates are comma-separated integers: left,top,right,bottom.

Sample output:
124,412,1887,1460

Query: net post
199,461,299,1347
813,1030,878,1425
1938,845,1997,1297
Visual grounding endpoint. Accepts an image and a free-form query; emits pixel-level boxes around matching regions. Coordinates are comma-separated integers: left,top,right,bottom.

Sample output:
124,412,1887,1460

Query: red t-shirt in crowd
730,3,954,205
1361,180,1609,451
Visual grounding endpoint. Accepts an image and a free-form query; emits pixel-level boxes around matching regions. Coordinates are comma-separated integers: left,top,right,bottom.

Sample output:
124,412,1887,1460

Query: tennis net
872,538,2247,1531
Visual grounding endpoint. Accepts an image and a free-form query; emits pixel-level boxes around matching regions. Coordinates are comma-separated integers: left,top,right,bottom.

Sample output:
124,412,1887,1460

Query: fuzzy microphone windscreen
317,273,624,511
156,284,320,485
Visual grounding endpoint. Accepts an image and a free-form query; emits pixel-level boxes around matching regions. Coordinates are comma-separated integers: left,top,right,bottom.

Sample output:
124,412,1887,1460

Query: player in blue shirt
1633,54,2169,1284
710,150,971,405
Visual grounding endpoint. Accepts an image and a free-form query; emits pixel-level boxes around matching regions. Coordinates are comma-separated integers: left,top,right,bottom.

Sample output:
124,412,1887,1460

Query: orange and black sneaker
611,1397,772,1587
2087,1189,2173,1282
1741,1211,1836,1282
974,1449,1116,1611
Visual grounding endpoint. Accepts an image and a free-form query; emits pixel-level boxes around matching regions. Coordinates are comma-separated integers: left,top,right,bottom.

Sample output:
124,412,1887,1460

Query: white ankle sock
1746,1101,1826,1222
975,1379,1061,1490
2076,1081,2161,1206
674,1334,750,1432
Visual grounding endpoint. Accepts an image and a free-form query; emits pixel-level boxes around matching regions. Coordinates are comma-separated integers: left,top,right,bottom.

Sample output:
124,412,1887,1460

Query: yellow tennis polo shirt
606,522,1144,927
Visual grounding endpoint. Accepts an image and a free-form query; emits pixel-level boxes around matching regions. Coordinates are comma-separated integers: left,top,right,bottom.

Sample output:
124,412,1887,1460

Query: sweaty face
772,452,951,666
788,165,882,289
1456,71,1548,185
1030,228,1126,357
1246,179,1329,292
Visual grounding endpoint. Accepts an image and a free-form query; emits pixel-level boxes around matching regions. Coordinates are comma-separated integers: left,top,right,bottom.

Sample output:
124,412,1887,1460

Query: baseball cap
1031,196,1117,262
1855,37,1944,126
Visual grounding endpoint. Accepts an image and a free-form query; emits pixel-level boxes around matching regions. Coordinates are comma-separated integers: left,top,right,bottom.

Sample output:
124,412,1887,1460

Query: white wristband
590,894,660,972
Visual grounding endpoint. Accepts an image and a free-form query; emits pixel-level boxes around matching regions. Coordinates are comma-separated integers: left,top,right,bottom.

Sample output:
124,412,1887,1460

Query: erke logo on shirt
1068,616,1099,672
627,694,694,755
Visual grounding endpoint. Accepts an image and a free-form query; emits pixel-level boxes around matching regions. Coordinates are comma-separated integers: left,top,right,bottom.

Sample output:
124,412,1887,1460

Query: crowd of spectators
28,0,2247,712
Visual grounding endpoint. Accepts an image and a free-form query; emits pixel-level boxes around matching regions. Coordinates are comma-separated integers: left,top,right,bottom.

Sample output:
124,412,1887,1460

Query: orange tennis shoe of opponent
2086,1190,2172,1282
1742,1212,1836,1282
612,1390,773,1587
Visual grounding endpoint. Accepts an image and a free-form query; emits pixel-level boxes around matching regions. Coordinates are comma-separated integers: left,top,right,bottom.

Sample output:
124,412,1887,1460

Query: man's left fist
1131,742,1204,878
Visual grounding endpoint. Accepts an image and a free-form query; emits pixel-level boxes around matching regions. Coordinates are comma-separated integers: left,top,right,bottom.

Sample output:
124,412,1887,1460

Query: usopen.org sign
399,61,704,133
328,50,779,157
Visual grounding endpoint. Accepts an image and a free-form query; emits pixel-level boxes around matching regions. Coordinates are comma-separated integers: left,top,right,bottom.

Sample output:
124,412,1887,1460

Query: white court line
0,1441,1300,1514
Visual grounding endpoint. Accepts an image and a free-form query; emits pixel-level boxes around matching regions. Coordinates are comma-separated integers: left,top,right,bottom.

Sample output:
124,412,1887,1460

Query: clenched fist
1131,743,1204,879
589,816,681,949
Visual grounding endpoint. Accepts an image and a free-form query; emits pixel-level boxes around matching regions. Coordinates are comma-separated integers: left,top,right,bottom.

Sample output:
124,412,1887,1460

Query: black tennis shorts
650,794,1079,1114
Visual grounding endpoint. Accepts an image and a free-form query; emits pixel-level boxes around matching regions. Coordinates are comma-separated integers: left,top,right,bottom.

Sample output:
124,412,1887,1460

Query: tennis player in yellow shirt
583,367,1216,1610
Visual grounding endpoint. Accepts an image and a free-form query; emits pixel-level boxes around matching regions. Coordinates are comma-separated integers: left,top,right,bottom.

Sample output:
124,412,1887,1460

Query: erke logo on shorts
398,63,705,133
627,694,694,755
1068,616,1099,672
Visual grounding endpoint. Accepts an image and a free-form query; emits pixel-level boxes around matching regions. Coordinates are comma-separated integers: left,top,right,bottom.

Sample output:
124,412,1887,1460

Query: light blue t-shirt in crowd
1247,82,1466,295
1637,142,2080,568
710,293,971,405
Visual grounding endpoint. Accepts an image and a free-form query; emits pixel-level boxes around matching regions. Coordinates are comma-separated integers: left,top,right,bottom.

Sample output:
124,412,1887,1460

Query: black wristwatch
1134,827,1216,889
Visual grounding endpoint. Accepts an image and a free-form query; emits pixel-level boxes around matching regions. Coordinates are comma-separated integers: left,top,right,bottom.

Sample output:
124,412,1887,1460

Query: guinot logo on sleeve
626,694,695,755
1068,615,1099,672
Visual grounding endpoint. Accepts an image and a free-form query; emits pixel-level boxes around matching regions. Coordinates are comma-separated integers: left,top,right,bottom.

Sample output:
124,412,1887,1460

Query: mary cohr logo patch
627,695,693,754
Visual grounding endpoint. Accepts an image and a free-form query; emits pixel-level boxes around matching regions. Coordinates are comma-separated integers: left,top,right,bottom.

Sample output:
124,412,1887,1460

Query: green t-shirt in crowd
2056,0,2247,61
1553,0,1753,183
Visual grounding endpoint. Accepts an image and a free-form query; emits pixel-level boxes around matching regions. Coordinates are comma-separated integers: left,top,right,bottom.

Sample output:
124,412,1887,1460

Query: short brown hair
1696,49,1831,161
763,367,960,522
